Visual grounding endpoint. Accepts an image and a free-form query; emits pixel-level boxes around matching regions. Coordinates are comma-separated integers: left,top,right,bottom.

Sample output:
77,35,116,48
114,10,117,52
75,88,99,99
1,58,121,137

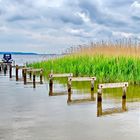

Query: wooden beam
18,66,25,69
51,73,73,78
27,69,42,72
98,82,128,89
70,77,96,82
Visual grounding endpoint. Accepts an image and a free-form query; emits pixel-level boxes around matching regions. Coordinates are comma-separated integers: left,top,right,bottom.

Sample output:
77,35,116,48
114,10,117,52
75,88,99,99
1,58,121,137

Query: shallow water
0,55,140,140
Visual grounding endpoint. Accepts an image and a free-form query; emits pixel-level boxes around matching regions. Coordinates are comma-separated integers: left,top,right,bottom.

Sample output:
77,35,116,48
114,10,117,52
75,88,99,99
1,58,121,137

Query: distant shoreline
0,52,60,55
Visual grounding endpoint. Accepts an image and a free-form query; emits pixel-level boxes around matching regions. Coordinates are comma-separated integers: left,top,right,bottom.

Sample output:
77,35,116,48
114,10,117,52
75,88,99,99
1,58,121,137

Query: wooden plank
52,73,73,78
22,67,32,70
70,77,96,82
98,82,128,89
12,65,16,68
18,66,25,69
27,69,42,72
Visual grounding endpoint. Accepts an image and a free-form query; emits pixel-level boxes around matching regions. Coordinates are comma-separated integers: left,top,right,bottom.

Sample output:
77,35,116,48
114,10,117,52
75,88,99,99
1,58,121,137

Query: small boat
1,53,13,63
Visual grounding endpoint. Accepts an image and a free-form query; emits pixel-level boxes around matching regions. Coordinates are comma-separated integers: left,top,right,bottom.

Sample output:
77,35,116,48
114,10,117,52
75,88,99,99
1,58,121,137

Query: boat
1,53,13,63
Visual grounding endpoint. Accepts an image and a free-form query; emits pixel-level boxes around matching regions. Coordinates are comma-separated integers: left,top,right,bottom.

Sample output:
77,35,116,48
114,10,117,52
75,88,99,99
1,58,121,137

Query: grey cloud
0,0,140,53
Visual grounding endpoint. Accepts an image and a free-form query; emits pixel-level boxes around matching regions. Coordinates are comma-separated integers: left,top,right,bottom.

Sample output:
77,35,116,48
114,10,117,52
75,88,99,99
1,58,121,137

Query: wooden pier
0,61,132,117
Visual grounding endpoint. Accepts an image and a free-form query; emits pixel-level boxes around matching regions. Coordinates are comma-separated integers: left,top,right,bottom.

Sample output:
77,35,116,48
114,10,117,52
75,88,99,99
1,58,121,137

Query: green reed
29,55,140,84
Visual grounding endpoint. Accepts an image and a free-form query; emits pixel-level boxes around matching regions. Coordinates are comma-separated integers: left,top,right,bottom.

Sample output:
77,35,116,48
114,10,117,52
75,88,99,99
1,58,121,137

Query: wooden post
91,78,95,100
9,64,12,78
122,84,127,111
29,71,32,80
97,86,102,117
49,74,53,96
23,69,27,85
16,65,19,81
3,64,7,75
33,72,36,88
67,77,72,103
22,66,25,78
40,69,43,84
0,64,1,72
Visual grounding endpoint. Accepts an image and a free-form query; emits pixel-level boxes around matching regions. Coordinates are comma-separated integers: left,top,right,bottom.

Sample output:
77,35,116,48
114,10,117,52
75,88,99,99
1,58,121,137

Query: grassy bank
29,55,140,84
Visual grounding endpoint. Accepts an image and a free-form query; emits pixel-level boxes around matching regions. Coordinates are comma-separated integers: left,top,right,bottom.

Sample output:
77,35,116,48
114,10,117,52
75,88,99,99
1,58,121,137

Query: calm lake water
0,55,140,140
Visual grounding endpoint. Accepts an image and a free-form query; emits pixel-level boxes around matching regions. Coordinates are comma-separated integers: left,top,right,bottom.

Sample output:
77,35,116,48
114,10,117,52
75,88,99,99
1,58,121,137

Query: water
0,55,140,140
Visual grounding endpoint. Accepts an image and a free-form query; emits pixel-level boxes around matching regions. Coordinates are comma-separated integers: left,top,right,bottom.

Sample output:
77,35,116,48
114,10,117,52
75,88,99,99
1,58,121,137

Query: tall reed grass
29,39,140,84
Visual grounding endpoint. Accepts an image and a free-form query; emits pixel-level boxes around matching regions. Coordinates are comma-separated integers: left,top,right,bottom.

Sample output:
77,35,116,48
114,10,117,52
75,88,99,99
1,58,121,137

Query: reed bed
29,39,140,84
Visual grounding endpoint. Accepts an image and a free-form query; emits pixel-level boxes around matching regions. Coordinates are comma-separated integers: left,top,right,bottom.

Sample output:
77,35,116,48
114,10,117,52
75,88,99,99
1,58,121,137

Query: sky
0,0,140,54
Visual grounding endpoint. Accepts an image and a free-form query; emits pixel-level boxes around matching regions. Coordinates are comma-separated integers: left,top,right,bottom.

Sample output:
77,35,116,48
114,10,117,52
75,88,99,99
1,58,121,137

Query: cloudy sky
0,0,140,54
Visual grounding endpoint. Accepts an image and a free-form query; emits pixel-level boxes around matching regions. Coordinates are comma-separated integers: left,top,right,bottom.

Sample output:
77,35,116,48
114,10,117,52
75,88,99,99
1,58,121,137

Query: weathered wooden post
33,71,36,88
9,64,12,78
97,86,102,117
29,70,32,80
23,69,27,85
0,64,1,72
91,78,95,100
40,69,43,84
22,66,25,78
49,73,53,96
122,84,127,111
16,65,19,81
67,77,72,103
3,63,7,75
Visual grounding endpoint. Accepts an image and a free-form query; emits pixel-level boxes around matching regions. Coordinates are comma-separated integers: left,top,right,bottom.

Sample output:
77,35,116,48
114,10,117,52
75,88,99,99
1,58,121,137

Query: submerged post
29,71,32,80
23,69,27,85
122,84,127,111
22,66,25,78
49,73,53,96
9,64,12,78
97,86,102,117
3,63,7,75
16,65,19,81
0,64,1,72
40,69,43,84
33,71,36,88
67,77,72,103
91,78,95,100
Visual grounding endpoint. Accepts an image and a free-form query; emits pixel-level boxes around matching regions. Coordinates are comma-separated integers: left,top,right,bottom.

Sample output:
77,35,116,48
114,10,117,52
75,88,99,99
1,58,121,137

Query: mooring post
23,69,27,85
91,78,95,100
40,69,43,84
9,64,12,78
33,71,36,88
122,84,127,111
29,71,32,80
22,66,25,78
97,86,102,117
67,77,72,103
16,65,19,81
0,64,1,72
49,73,53,96
3,63,7,75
